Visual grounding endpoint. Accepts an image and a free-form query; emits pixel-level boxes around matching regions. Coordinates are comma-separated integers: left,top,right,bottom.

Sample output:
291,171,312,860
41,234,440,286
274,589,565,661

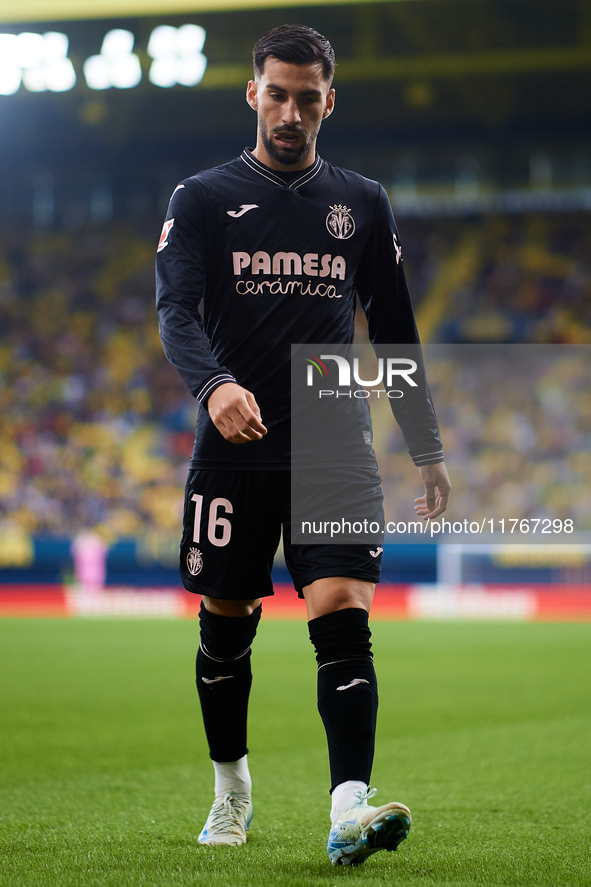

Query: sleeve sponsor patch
157,218,175,252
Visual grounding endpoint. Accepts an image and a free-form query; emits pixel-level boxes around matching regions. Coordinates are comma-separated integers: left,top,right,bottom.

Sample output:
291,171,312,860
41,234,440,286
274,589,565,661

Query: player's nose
282,97,301,125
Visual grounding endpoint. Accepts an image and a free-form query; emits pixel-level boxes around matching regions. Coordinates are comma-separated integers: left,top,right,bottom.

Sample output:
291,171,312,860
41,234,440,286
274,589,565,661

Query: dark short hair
253,24,336,85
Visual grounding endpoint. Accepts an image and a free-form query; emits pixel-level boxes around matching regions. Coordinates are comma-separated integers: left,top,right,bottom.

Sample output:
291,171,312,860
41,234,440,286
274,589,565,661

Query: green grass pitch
0,617,589,887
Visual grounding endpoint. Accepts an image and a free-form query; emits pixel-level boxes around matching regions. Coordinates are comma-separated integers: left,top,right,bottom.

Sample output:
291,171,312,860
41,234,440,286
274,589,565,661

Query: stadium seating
1,212,589,560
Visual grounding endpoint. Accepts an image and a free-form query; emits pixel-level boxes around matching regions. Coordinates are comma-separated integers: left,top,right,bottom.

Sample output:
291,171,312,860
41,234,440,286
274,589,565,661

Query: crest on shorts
326,205,355,240
187,547,203,576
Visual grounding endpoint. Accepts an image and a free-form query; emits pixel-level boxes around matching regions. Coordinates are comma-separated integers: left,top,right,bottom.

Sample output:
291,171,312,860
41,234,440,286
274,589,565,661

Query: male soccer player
156,24,450,866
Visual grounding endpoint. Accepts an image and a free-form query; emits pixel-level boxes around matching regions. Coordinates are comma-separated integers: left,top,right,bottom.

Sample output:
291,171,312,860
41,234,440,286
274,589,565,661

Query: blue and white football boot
198,791,253,846
327,787,411,866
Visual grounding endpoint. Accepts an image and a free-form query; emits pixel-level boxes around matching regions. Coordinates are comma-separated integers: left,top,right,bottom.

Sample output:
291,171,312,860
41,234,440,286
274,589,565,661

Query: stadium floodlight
0,30,75,94
147,24,176,59
0,34,21,94
102,28,134,59
147,23,207,88
84,28,141,90
21,32,76,92
0,63,21,95
23,56,76,92
0,33,19,64
17,32,45,68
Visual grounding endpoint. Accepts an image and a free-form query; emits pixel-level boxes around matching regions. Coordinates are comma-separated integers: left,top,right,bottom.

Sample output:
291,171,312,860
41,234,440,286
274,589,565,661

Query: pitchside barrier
1,538,589,619
1,582,590,622
3,538,590,586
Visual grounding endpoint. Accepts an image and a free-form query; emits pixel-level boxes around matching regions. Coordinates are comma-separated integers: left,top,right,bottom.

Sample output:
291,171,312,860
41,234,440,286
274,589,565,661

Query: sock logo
202,675,234,684
336,678,370,691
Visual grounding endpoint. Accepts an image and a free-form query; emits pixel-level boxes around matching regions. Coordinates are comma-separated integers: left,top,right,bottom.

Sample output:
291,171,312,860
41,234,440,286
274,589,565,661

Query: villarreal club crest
187,547,203,576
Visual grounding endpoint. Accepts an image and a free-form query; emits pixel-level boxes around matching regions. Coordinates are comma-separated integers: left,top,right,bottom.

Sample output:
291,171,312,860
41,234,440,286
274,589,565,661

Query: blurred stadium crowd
0,225,193,543
376,344,591,531
1,209,590,548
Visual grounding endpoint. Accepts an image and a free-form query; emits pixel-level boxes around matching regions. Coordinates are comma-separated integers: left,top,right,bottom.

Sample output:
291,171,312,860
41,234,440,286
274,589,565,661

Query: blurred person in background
71,528,108,597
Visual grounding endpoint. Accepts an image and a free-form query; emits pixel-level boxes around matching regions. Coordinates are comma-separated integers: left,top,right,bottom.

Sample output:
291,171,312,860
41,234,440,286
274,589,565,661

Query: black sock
196,602,262,762
308,608,378,792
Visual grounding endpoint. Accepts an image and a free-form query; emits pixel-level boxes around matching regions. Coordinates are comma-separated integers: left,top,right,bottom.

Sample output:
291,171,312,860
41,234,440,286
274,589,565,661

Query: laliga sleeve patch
157,218,175,252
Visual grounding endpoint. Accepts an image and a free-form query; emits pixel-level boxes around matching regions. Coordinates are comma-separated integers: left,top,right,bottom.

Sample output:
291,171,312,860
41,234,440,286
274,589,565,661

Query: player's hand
207,382,267,444
414,461,451,520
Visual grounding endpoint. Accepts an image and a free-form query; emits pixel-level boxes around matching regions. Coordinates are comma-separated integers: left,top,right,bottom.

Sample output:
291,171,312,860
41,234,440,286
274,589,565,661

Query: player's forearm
365,341,443,465
388,380,444,467
156,302,236,401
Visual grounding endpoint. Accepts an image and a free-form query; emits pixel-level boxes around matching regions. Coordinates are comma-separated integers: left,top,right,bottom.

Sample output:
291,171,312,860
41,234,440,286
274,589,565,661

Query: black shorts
180,469,383,600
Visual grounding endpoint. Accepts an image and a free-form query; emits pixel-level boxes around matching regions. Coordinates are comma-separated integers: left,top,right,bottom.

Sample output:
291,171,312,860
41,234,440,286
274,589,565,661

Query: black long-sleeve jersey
156,148,444,470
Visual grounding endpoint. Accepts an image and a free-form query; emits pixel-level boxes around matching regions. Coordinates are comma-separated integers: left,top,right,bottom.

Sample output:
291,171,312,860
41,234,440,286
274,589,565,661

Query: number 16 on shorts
191,494,233,547
180,469,278,594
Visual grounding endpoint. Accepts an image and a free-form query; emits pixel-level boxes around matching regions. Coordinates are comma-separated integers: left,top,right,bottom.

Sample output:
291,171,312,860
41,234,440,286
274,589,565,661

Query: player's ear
322,87,335,120
246,80,258,111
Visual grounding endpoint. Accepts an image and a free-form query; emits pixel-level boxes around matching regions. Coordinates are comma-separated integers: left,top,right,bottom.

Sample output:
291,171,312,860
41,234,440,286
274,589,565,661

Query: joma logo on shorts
233,251,346,280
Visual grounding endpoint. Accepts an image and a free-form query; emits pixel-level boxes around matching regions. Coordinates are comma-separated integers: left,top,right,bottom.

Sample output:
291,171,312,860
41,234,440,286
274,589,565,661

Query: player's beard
259,119,319,166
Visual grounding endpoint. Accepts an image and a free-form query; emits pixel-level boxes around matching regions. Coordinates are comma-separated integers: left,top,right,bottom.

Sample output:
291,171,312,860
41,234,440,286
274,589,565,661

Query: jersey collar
240,148,324,190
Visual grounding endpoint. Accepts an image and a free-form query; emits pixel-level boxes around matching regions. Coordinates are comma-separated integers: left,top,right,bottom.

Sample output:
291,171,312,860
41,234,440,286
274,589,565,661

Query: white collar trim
240,149,323,190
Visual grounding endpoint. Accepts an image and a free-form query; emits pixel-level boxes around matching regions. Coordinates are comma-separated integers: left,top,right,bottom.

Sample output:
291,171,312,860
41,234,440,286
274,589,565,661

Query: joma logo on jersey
233,251,346,280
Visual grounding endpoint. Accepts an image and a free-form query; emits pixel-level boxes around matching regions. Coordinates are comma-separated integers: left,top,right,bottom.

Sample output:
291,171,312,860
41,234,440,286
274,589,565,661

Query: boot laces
353,787,377,805
208,792,248,835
